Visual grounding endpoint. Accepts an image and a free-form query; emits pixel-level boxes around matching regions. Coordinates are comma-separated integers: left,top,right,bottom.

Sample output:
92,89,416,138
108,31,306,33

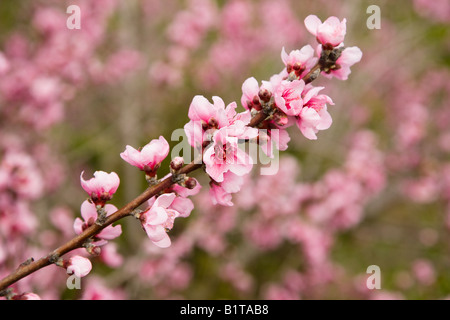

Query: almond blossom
304,15,347,47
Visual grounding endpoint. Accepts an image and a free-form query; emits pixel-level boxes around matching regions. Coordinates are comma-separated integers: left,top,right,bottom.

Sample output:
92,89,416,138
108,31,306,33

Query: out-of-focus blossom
81,277,127,300
100,243,123,268
12,292,41,300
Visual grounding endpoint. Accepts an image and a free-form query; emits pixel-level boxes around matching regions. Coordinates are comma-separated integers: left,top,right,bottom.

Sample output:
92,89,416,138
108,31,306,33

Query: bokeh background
0,0,449,299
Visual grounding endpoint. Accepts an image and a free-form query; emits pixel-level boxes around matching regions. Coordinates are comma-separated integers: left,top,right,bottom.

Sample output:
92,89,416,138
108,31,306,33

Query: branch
0,62,324,293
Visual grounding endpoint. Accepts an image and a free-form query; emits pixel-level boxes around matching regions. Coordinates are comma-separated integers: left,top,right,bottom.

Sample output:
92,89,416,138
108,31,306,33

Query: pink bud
170,157,184,171
66,255,93,278
80,171,120,205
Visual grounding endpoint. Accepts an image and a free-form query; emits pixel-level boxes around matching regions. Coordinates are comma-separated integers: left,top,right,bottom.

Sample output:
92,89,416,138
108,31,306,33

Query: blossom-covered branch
0,15,362,299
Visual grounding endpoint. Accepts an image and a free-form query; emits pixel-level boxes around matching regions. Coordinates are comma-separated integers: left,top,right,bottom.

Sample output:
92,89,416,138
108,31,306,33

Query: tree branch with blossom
0,15,362,299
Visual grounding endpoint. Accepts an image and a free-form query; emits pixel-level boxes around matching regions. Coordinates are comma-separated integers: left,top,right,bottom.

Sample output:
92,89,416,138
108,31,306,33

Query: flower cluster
72,15,362,256
183,15,362,206
1,11,363,299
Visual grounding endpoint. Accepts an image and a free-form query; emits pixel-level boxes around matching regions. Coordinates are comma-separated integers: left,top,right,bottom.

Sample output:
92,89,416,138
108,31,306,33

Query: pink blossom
209,182,233,206
66,255,93,278
149,61,182,87
100,243,123,268
296,106,332,140
74,200,122,244
295,85,333,140
81,277,127,300
80,171,120,205
203,127,254,183
167,0,216,49
141,193,177,248
32,7,67,35
264,284,298,300
184,95,244,148
281,45,317,77
167,196,195,219
50,207,75,237
414,0,450,23
187,95,229,125
209,172,244,206
120,136,170,174
97,49,143,84
304,15,346,47
241,77,260,110
258,127,291,158
240,76,277,112
274,79,305,116
184,95,229,148
0,151,44,200
318,45,363,80
412,259,436,286
185,95,256,150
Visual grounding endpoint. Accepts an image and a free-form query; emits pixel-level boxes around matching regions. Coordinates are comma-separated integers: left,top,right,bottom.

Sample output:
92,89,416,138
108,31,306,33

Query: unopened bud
258,89,272,103
184,177,197,190
252,95,261,106
170,157,184,171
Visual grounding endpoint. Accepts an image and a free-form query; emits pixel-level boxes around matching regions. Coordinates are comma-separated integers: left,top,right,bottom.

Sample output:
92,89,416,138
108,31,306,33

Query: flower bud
56,255,92,278
184,177,197,190
170,157,184,172
66,256,92,277
258,89,272,103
